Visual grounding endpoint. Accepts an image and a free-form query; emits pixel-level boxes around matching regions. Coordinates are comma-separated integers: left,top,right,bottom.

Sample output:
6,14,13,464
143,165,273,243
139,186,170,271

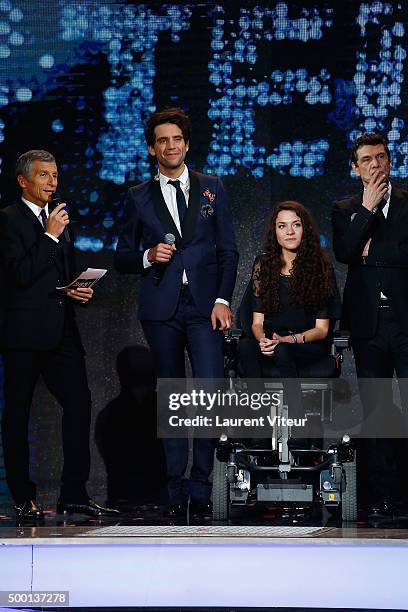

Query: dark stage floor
1,500,408,536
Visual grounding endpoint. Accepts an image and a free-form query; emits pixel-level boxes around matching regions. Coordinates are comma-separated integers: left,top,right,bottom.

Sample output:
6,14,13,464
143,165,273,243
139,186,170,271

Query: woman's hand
272,332,293,344
259,335,278,356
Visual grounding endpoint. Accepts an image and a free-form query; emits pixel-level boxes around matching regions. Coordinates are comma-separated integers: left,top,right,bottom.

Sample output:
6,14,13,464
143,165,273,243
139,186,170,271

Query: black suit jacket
332,186,408,339
0,200,81,351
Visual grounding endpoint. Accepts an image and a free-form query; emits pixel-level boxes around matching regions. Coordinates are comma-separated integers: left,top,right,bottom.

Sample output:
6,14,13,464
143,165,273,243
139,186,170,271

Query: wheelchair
213,276,357,523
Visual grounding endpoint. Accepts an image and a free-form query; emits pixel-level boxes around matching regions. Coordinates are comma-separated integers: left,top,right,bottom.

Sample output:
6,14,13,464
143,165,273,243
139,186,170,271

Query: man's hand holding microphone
46,202,69,240
147,234,177,264
148,233,176,282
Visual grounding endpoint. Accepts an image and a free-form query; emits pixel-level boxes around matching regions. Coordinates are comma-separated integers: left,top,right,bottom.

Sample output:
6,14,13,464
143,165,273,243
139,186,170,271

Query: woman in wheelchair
239,200,340,448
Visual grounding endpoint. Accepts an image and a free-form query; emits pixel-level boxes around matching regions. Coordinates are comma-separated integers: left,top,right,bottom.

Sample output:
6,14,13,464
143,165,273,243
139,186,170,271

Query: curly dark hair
255,201,336,313
145,107,191,147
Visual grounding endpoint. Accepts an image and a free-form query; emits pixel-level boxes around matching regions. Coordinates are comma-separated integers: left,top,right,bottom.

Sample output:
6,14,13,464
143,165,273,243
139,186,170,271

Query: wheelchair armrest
224,328,243,341
332,330,351,350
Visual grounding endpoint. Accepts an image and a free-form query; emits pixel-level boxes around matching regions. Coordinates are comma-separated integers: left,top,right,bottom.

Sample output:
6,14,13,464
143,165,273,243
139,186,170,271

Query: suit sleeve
114,189,144,274
214,178,239,303
0,210,62,288
331,201,376,264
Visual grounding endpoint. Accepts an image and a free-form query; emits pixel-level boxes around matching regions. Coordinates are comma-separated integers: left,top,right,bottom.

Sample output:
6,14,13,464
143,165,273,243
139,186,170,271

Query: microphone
50,192,70,242
153,233,176,282
164,232,176,245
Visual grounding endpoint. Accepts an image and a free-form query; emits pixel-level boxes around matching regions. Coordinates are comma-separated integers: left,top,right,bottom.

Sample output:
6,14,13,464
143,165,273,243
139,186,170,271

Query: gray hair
16,150,56,179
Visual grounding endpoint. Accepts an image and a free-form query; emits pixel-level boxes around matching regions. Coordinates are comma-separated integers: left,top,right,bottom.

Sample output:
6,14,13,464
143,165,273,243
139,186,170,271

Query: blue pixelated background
0,1,407,251
0,0,407,503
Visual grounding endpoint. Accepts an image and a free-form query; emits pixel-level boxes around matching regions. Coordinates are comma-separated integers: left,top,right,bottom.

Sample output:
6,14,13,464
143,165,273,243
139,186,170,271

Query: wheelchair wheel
341,458,357,522
212,451,229,521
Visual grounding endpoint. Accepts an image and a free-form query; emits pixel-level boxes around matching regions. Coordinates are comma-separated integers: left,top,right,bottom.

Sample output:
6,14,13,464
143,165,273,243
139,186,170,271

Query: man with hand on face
0,149,118,520
115,108,238,517
332,133,408,518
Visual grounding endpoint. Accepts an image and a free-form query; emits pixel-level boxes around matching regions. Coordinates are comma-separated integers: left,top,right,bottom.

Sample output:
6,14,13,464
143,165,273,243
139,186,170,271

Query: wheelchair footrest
256,483,313,503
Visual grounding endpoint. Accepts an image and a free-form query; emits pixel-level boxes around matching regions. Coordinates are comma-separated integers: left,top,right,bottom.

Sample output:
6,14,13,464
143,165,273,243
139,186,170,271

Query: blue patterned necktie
167,179,187,224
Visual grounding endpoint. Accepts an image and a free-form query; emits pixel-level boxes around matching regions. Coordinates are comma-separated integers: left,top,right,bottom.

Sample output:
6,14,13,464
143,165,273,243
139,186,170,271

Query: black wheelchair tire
341,458,358,522
212,451,229,521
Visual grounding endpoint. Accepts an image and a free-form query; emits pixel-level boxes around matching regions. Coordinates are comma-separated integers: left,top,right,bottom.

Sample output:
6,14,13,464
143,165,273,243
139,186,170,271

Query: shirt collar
21,197,49,218
158,164,189,187
385,181,392,202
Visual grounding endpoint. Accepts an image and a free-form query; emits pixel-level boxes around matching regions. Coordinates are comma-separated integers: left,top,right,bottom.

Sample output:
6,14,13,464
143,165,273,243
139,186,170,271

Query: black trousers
352,305,408,505
238,338,328,420
1,332,91,505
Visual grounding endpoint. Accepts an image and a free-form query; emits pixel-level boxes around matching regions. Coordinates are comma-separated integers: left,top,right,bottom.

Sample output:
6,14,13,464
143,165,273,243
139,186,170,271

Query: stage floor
0,506,408,543
0,504,408,609
2,498,408,532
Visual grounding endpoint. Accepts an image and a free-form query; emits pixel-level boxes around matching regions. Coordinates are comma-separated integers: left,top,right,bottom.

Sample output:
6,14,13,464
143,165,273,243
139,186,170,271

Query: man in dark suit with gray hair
0,149,118,519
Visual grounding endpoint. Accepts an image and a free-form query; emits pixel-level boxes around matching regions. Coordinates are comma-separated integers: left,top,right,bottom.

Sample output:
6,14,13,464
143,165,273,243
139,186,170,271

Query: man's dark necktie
376,197,387,222
167,179,187,224
39,208,47,230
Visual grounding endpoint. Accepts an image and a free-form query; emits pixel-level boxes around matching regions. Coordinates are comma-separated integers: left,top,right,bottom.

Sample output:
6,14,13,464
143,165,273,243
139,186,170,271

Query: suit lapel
151,179,182,243
386,187,406,225
150,171,201,245
182,170,200,245
18,199,43,229
17,200,65,276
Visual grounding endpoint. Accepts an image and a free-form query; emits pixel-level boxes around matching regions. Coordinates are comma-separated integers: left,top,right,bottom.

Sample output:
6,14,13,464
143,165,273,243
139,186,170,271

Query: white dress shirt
380,181,391,218
21,197,58,243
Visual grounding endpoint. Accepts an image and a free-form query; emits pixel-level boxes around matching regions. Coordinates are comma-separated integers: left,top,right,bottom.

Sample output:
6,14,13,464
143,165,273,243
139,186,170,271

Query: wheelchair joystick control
217,434,231,462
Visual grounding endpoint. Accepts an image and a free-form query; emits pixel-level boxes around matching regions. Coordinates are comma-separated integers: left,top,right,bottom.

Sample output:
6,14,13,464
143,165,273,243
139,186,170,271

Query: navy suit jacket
114,170,239,320
332,186,408,339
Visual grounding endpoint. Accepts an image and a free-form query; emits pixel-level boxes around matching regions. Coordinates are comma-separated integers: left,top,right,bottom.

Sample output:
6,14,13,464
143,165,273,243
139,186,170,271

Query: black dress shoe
15,500,44,520
189,500,213,517
164,501,188,517
367,498,395,519
56,499,120,517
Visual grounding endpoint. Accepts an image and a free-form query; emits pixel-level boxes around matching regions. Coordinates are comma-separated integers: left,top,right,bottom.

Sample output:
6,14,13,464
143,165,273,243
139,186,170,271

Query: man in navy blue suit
115,108,238,516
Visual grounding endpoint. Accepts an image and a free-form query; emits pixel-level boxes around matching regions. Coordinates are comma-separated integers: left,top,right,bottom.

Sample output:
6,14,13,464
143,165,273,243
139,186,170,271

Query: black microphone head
50,192,69,213
50,192,62,206
164,233,176,245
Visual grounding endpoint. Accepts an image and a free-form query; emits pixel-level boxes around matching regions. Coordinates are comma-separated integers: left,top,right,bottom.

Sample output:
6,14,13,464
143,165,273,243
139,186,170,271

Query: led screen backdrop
0,0,407,502
0,0,407,249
